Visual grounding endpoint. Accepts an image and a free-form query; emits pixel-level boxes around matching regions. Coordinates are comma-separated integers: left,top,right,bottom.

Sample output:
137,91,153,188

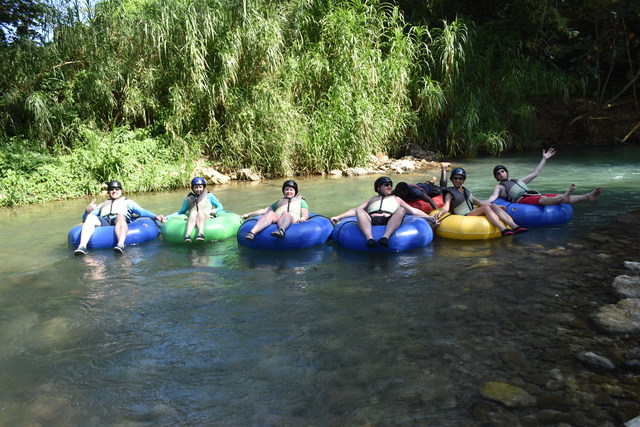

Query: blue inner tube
332,215,433,252
237,213,334,250
68,217,160,249
493,197,573,227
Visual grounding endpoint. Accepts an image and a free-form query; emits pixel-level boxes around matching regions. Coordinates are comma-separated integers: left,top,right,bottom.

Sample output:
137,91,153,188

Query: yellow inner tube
429,209,502,240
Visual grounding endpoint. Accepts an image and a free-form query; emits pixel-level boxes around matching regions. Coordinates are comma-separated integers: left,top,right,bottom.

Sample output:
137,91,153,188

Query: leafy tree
0,0,48,44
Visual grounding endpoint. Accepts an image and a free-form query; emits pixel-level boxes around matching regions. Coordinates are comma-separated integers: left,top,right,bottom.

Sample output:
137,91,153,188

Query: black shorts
370,215,390,226
99,215,128,226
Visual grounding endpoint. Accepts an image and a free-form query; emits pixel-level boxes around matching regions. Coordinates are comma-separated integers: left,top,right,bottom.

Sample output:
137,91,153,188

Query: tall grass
0,127,191,206
0,0,582,205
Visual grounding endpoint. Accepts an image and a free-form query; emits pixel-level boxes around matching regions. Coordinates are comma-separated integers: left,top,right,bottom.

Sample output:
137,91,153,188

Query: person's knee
85,216,99,225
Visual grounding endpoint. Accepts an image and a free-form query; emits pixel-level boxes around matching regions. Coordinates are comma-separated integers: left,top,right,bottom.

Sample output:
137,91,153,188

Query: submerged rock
612,275,640,298
625,261,640,272
591,298,640,335
576,351,616,371
480,381,537,408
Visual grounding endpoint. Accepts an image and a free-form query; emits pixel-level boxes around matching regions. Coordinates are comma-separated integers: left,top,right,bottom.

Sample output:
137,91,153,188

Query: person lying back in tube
486,148,602,206
331,176,439,249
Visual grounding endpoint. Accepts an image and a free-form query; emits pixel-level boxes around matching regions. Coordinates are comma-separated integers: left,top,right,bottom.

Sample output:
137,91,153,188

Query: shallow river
1,146,640,425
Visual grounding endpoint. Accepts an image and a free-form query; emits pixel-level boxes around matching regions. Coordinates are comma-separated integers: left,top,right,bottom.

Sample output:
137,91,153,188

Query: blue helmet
191,177,206,189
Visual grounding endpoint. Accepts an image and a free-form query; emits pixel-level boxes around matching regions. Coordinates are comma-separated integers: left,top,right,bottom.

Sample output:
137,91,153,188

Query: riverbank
194,150,449,186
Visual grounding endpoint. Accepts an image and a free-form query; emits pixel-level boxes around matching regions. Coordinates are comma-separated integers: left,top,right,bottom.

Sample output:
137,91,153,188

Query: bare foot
588,186,602,202
563,184,576,203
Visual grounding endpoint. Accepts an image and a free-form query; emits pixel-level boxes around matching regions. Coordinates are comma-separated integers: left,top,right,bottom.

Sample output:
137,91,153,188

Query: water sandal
270,228,286,239
245,232,255,241
184,235,192,243
501,229,514,237
378,237,389,247
196,233,205,241
366,238,377,249
513,226,528,234
113,244,125,254
74,246,88,256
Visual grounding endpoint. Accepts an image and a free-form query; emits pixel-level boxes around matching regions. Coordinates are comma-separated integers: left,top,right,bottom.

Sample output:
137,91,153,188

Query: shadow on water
1,146,640,425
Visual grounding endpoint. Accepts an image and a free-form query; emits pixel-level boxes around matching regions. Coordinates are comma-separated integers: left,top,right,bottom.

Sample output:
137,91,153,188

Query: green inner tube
161,211,243,243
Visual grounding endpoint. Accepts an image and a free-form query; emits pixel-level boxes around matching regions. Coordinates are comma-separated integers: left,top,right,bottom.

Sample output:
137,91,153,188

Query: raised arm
521,148,556,184
439,163,449,188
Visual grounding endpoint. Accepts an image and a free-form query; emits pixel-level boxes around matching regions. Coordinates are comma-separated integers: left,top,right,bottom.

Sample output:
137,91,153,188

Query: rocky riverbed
463,210,640,426
182,156,640,425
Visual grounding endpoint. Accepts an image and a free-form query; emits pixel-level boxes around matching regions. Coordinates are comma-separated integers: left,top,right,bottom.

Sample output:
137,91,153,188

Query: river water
1,146,640,425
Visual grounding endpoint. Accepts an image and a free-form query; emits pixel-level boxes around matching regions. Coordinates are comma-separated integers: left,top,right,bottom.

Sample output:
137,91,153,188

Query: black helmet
107,180,122,191
493,165,508,178
282,180,298,195
191,177,206,188
450,168,466,182
374,176,393,193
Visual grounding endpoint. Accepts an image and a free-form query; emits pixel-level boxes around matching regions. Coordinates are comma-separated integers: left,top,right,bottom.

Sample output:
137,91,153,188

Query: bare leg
382,207,406,239
276,212,294,232
467,206,508,232
250,211,279,235
185,211,198,237
563,183,576,202
356,209,374,240
488,204,518,229
539,185,602,205
114,214,129,247
78,215,102,248
439,164,448,188
196,211,208,234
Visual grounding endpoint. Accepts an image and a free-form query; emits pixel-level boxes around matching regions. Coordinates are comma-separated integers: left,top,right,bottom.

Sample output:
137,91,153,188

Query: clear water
1,146,639,425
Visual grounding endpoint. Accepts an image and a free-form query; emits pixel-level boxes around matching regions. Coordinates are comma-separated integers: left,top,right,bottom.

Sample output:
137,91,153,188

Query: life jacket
274,195,304,217
186,190,213,213
499,179,538,202
366,195,399,215
99,196,128,219
444,187,474,216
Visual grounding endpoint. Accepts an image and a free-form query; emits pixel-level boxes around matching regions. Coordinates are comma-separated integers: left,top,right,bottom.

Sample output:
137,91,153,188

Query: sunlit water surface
1,146,639,425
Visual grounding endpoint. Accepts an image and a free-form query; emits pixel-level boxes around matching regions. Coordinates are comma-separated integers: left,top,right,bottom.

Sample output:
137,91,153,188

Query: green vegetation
0,0,637,206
